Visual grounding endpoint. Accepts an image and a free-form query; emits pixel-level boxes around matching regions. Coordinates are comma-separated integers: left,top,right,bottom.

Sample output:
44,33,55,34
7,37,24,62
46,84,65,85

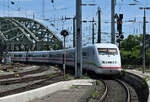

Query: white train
8,43,122,74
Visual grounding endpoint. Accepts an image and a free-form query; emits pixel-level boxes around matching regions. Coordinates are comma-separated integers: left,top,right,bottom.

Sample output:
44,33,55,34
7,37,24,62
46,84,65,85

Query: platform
0,79,95,102
126,69,150,102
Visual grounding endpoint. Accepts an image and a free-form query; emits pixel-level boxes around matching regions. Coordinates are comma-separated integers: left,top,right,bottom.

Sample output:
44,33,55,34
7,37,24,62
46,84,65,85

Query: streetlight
60,29,69,77
139,7,150,73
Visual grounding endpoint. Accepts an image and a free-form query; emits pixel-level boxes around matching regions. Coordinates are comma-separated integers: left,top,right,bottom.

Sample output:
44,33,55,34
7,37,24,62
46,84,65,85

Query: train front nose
95,60,122,74
96,47,121,74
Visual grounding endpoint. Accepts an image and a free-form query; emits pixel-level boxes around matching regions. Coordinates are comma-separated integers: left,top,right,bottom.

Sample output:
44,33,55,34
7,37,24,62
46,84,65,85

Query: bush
120,34,150,66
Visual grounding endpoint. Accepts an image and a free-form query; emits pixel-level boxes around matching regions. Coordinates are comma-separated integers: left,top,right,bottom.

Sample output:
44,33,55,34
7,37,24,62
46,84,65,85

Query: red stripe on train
98,67,121,69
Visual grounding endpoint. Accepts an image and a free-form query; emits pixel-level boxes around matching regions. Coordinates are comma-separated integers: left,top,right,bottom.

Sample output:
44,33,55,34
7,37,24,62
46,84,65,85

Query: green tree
120,34,143,65
146,48,150,65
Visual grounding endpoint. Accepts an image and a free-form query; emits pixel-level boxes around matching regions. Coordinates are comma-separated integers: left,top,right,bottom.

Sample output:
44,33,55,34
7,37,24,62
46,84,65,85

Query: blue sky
0,0,150,47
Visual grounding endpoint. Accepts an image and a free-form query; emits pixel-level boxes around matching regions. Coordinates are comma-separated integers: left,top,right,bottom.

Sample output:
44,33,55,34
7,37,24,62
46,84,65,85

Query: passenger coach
8,43,122,75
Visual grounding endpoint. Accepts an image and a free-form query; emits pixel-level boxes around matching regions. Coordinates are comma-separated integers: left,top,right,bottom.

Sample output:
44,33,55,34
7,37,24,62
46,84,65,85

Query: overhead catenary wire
0,1,33,17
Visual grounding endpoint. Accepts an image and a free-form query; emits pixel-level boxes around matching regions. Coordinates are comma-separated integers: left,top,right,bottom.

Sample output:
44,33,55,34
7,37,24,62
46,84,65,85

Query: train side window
14,54,22,57
57,54,62,58
67,52,73,58
46,54,49,57
42,54,47,57
66,54,70,58
93,50,95,55
49,54,52,57
28,55,32,57
82,52,87,57
34,54,41,57
51,54,56,58
33,54,40,57
56,54,60,58
71,53,74,58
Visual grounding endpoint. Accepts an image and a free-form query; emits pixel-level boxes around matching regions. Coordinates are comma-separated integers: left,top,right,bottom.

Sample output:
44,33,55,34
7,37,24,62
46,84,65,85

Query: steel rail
0,72,63,97
116,79,131,102
98,80,108,102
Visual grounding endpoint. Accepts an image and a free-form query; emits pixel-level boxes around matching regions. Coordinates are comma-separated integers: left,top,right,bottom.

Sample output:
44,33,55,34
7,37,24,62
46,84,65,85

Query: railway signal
61,29,69,37
117,14,123,34
116,14,123,47
60,29,69,78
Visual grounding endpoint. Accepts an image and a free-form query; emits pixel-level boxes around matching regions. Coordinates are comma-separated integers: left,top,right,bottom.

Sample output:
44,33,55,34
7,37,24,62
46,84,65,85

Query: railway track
0,65,64,97
115,79,131,102
121,72,149,102
98,80,107,102
0,66,49,79
98,79,131,102
0,72,63,97
0,64,148,102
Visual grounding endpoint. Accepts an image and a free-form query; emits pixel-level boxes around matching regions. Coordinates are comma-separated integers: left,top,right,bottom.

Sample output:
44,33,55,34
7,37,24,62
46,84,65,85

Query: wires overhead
133,0,139,3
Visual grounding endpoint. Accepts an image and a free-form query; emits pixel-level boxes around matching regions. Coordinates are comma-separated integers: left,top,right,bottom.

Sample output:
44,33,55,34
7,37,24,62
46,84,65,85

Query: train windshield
97,48,118,55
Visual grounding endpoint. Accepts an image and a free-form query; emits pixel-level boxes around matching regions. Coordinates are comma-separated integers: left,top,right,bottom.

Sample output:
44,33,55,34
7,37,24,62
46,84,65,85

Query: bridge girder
0,17,62,51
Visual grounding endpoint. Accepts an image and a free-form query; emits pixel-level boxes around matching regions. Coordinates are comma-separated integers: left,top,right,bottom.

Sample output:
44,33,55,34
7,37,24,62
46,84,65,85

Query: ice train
8,43,122,74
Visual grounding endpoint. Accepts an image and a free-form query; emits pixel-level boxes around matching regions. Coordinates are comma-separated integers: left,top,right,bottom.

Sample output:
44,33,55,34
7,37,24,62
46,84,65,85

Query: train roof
8,43,118,54
83,43,117,48
93,43,118,48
